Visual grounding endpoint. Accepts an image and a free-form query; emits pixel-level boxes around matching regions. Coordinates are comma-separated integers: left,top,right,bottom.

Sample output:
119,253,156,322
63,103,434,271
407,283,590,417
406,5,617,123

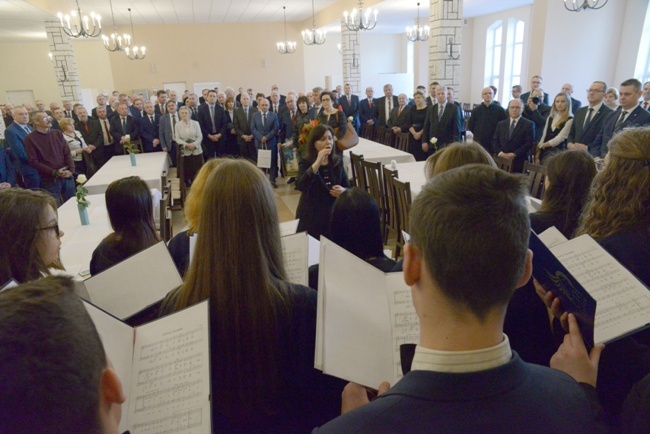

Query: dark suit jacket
522,104,551,138
250,111,278,149
278,108,297,144
0,146,15,186
109,115,140,153
338,94,360,121
314,353,602,433
268,101,285,114
567,104,613,157
137,114,160,152
308,105,324,120
359,98,377,125
153,103,168,117
592,105,650,158
422,102,462,148
492,117,535,172
197,103,227,148
233,107,257,143
387,105,411,132
571,97,582,115
520,91,550,106
129,106,143,119
4,122,38,179
75,118,104,148
375,95,399,128
267,95,287,107
92,105,114,119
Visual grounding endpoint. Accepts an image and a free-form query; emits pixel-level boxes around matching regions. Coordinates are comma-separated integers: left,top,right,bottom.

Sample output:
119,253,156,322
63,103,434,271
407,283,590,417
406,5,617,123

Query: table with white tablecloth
343,138,416,176
83,153,169,194
391,161,427,198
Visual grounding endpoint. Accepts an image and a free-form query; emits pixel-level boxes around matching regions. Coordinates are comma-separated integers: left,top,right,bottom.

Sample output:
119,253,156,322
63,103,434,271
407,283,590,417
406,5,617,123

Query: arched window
503,19,525,104
484,18,525,102
484,21,503,99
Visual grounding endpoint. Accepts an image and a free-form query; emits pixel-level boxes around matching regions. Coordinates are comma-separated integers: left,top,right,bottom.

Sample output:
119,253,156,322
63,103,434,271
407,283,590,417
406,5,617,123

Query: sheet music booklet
315,237,418,388
83,300,211,434
281,231,320,286
531,227,650,347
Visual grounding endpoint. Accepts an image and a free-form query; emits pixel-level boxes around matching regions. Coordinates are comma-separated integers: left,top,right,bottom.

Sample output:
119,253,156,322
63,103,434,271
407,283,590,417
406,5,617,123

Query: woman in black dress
293,95,312,156
316,91,346,153
295,125,350,239
407,91,429,161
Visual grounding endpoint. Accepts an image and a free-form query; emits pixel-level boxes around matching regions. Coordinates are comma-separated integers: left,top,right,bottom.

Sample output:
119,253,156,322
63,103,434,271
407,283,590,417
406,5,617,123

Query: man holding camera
522,88,551,137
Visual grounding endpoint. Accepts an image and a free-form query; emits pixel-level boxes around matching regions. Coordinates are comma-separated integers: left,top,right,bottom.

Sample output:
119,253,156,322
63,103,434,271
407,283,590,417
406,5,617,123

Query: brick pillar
340,20,361,94
428,0,463,93
45,22,82,103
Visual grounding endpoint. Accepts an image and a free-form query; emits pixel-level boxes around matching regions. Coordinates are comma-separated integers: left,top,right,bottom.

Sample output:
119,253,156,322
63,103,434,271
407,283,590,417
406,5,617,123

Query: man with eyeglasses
24,111,75,206
520,76,549,106
492,99,535,173
567,81,612,157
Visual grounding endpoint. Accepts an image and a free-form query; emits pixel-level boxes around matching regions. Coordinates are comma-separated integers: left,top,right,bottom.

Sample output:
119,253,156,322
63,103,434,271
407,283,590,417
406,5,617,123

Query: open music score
316,238,419,387
282,232,309,286
84,300,211,434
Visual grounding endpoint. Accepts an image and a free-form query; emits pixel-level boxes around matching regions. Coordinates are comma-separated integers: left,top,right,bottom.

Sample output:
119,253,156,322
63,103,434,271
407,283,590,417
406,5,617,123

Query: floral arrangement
299,120,321,145
123,142,141,154
76,174,90,209
429,137,439,153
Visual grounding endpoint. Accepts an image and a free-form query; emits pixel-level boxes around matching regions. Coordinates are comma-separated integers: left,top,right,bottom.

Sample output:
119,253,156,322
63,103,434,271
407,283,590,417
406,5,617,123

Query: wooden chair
159,185,173,242
523,162,547,200
391,176,412,259
362,159,385,239
360,124,374,140
462,102,471,111
176,146,187,207
382,165,398,245
349,152,366,191
377,127,394,147
495,156,514,173
394,132,409,152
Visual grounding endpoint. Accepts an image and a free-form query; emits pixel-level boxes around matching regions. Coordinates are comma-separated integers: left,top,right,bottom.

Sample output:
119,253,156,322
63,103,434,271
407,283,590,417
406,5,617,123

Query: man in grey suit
250,99,279,187
233,93,258,161
158,100,179,166
567,81,612,157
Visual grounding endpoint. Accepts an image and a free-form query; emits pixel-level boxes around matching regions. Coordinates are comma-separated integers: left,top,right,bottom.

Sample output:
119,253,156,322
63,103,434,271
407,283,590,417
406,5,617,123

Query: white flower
430,137,438,144
76,174,87,184
347,116,353,122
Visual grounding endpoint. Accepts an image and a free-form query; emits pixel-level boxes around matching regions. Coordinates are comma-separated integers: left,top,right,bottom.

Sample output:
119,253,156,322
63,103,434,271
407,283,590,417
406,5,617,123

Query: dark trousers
42,177,75,207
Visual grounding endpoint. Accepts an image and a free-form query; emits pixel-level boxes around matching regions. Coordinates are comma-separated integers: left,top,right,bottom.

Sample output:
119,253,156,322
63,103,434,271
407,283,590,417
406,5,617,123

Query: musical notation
140,328,204,360
131,408,203,434
387,283,420,380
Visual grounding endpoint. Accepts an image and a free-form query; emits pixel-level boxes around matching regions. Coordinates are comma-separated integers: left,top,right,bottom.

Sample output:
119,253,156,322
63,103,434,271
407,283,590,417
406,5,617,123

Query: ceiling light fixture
302,0,326,45
124,8,146,60
277,6,297,54
406,3,430,42
343,0,378,32
564,0,609,12
102,0,131,52
56,0,101,39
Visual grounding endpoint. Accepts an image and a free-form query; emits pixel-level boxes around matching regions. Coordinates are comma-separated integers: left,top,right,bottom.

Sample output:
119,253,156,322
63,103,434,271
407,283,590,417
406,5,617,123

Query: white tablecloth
83,153,169,194
343,137,416,176
391,161,427,198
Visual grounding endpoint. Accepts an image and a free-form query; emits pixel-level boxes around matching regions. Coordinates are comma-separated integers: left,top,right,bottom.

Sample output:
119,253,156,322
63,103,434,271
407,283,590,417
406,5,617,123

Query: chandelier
406,3,429,42
124,9,146,60
564,0,609,12
56,0,101,38
302,0,326,45
102,0,131,52
277,6,297,54
343,0,378,32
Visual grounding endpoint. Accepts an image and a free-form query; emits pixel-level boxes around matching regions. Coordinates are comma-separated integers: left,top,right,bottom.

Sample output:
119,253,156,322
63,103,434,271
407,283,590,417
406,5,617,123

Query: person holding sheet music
296,125,350,239
0,276,126,433
0,189,65,285
90,176,160,276
160,159,344,432
529,150,597,239
308,188,395,289
315,164,604,433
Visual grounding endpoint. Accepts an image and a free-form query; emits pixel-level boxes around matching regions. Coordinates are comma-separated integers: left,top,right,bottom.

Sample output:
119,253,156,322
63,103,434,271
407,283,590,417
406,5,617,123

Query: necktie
23,125,30,134
369,99,373,108
615,111,628,131
245,108,249,119
508,120,516,139
438,104,444,121
84,122,89,133
398,106,403,116
66,111,71,118
262,112,266,127
584,108,594,129
209,106,216,132
161,105,165,115
291,110,295,122
172,114,177,135
192,107,196,117
387,99,392,120
274,104,278,113
121,118,127,133
103,120,112,142
150,116,154,125
348,95,351,104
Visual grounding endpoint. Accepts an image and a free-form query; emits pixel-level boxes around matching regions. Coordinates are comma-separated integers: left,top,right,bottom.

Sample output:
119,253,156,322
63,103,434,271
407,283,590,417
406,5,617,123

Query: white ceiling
0,0,533,41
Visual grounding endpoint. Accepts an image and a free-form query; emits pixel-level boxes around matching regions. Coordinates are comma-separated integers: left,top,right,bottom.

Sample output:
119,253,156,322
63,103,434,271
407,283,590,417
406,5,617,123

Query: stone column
428,0,463,92
340,20,361,94
45,21,82,103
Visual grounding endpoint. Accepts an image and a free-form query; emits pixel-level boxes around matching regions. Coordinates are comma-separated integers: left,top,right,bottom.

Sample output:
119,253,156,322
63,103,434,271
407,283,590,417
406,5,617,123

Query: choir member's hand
543,290,570,332
550,313,604,387
341,381,391,415
330,185,346,197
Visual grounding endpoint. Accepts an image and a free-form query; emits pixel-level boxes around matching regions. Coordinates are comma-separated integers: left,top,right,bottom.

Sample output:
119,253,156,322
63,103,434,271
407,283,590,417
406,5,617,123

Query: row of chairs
360,125,410,153
159,171,173,243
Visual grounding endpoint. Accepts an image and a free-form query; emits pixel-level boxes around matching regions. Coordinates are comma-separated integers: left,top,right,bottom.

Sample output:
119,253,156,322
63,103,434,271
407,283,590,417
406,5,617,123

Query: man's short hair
592,81,608,92
0,276,107,433
157,90,167,97
512,85,522,91
409,165,530,320
620,78,642,92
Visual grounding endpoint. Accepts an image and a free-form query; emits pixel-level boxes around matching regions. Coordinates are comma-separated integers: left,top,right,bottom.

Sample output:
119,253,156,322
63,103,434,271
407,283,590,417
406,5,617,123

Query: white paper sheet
538,226,568,248
279,219,300,237
308,236,320,267
85,242,183,319
527,196,542,213
257,149,272,168
385,273,419,382
281,232,309,286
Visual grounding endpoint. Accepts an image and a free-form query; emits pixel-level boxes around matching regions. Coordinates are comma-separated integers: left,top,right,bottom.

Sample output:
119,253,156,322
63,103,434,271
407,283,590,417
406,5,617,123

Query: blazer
0,146,16,186
174,119,203,157
359,98,377,125
422,102,463,147
492,117,535,172
158,113,179,152
129,106,143,119
308,105,324,121
197,103,227,146
233,106,257,144
92,105,114,119
314,353,602,434
279,108,296,144
268,101,285,114
250,111,279,149
375,95,399,127
387,105,411,132
75,118,104,148
520,91,550,106
570,97,582,115
137,114,160,152
153,103,168,117
4,122,39,179
267,94,287,107
109,115,140,152
338,94,360,120
592,105,650,158
567,104,613,157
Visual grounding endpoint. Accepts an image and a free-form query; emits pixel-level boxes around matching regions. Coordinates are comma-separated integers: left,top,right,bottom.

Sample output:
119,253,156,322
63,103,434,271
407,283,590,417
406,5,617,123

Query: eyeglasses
37,223,60,238
321,98,331,102
587,89,605,93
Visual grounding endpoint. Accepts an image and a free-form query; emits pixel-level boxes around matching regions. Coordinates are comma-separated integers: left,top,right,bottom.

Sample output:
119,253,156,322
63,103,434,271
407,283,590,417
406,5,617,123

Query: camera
531,96,540,105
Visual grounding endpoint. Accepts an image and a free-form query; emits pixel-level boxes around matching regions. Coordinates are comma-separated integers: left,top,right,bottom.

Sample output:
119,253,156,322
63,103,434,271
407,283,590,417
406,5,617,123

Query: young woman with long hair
160,159,343,432
89,176,159,275
536,92,573,164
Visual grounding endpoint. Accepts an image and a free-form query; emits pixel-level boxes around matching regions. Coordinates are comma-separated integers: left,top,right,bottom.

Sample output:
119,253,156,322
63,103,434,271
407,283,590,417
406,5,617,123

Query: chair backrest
177,148,187,205
378,127,394,147
392,177,412,234
495,156,514,173
462,102,471,111
523,162,547,200
382,165,398,240
395,132,409,152
159,186,173,242
161,170,167,191
360,124,374,140
350,152,366,191
362,160,384,213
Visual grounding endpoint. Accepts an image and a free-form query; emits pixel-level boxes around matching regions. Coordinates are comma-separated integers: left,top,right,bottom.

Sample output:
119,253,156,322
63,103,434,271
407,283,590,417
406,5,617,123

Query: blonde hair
551,92,572,124
183,159,221,234
424,142,497,179
577,128,650,239
58,118,75,131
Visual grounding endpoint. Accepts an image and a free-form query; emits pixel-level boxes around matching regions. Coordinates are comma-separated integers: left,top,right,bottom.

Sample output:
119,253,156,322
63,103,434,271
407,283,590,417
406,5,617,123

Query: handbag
336,115,360,151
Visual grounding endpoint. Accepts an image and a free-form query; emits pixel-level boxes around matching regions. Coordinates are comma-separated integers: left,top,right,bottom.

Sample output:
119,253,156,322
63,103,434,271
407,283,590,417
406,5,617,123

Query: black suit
520,91,550,106
338,94,360,130
422,102,462,153
233,106,258,160
567,104,613,157
375,95,399,128
197,103,227,159
109,115,140,155
75,118,104,168
387,105,410,132
137,114,160,152
269,101,285,114
92,105,114,119
570,97,582,115
278,108,296,144
154,103,168,117
185,105,200,122
129,105,143,119
359,98,377,126
267,95,287,107
523,104,551,140
592,105,650,158
467,102,507,153
492,117,535,173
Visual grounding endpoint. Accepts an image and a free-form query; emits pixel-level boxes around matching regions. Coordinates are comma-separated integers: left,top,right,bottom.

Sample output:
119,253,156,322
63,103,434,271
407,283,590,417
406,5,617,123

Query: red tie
398,107,402,116
369,99,373,108
84,123,89,133
161,105,165,115
104,120,112,142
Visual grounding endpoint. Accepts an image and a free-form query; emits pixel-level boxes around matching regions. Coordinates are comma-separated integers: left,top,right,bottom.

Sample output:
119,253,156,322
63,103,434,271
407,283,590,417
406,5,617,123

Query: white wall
360,33,413,97
303,32,343,92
